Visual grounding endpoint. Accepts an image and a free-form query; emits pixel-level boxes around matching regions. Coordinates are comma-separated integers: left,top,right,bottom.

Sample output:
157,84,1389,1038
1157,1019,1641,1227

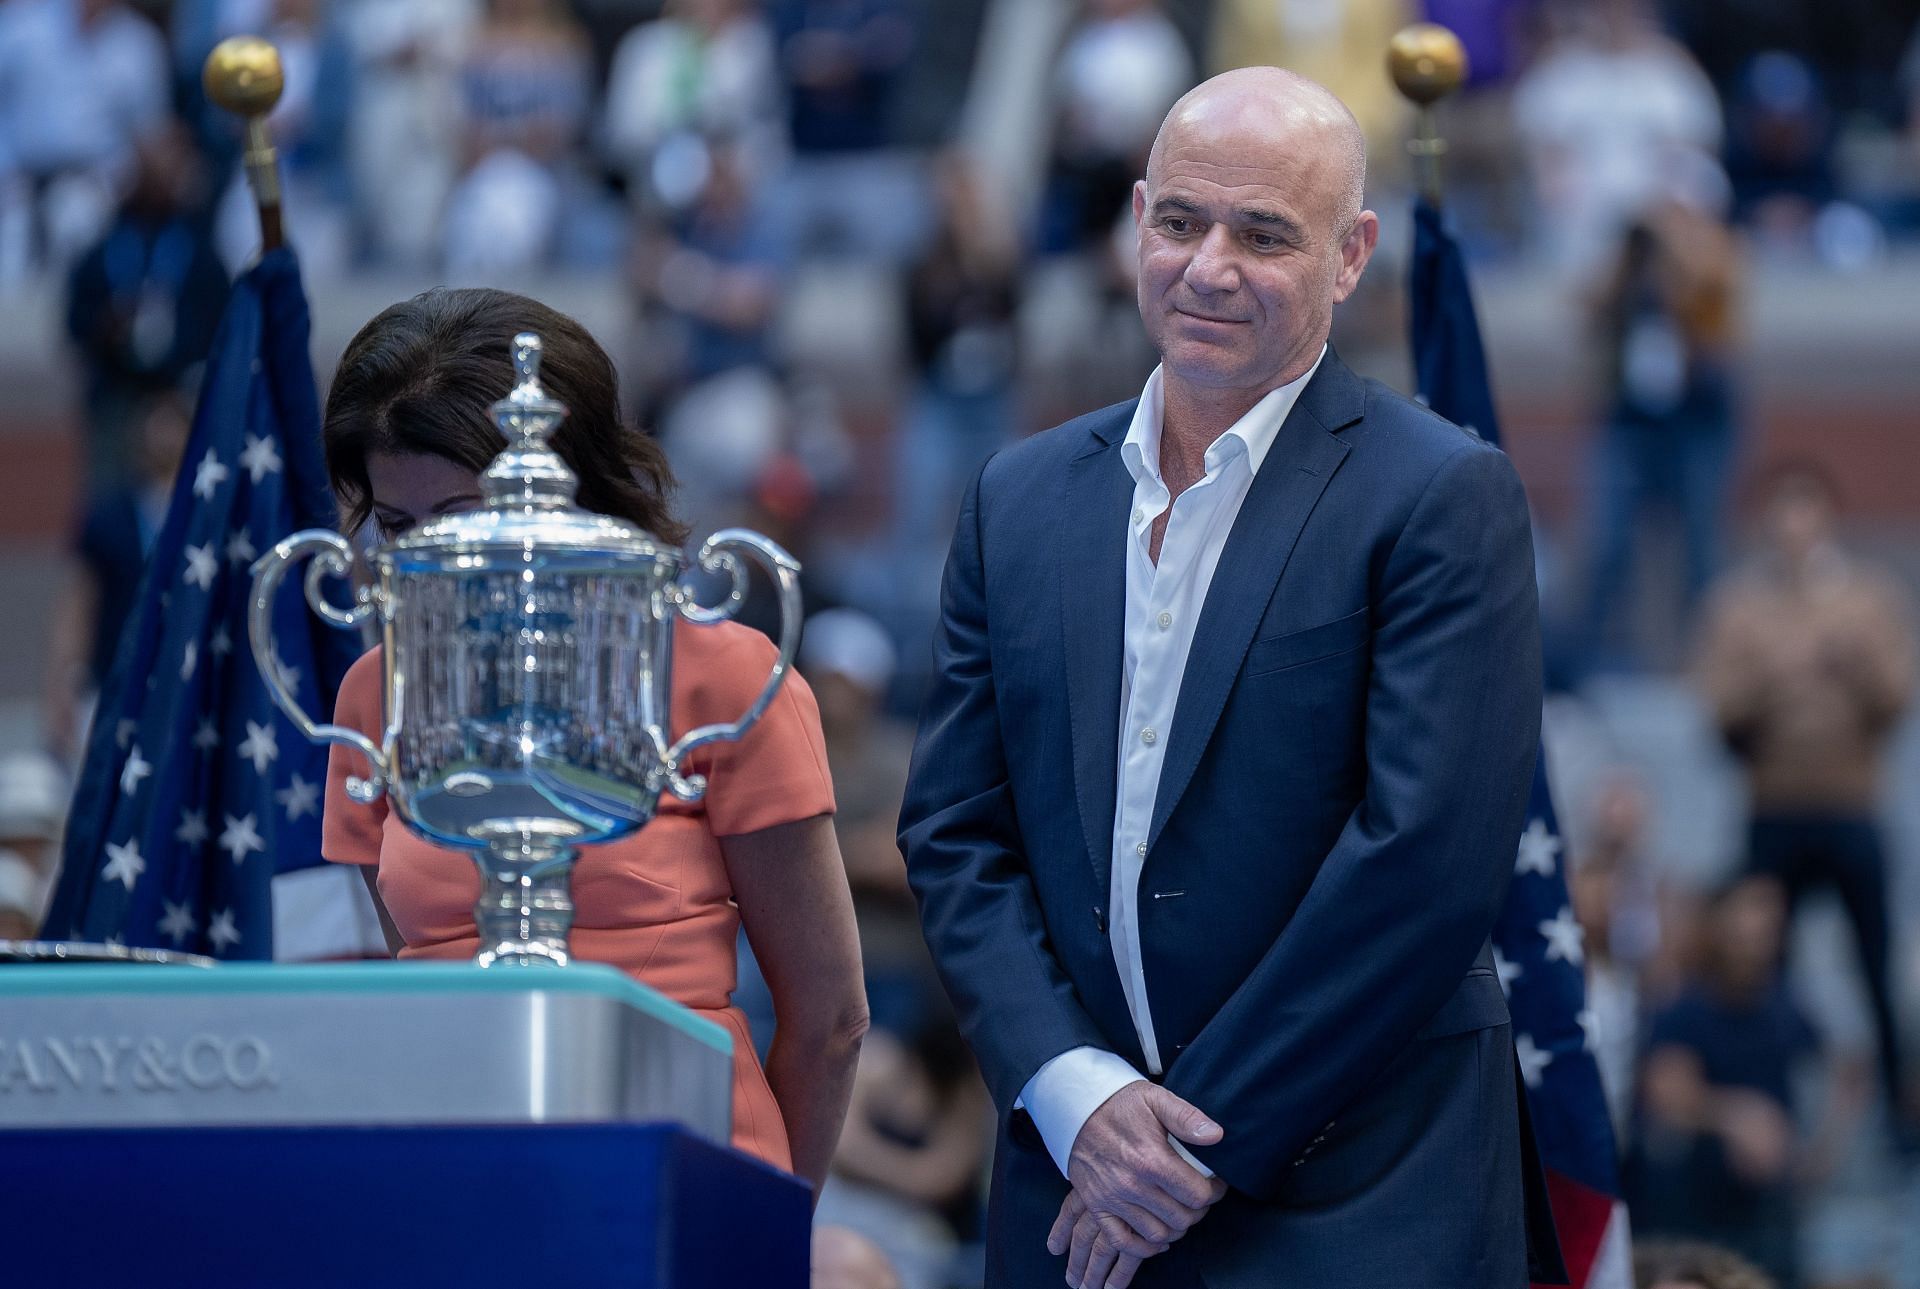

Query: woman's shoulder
331,645,383,730
673,620,794,721
341,643,383,695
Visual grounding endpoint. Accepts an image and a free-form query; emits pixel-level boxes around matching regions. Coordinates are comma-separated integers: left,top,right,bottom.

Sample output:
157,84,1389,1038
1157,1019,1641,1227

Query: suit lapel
1060,404,1137,894
1145,353,1366,852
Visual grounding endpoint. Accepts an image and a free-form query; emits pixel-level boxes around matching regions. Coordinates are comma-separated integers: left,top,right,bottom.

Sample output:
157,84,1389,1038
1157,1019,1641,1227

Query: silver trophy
249,333,801,967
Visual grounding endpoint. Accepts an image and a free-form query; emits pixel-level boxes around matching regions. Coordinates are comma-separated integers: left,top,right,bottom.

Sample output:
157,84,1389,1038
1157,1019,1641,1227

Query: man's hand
1049,1190,1148,1289
1044,1081,1227,1287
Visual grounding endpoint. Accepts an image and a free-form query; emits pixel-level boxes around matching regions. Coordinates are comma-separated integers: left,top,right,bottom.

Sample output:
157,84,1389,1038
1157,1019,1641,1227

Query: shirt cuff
1169,1136,1215,1179
1017,1046,1145,1179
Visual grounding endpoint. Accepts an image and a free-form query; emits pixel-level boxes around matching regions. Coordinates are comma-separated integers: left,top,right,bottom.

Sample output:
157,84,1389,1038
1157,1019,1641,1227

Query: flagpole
203,36,287,254
1387,23,1468,209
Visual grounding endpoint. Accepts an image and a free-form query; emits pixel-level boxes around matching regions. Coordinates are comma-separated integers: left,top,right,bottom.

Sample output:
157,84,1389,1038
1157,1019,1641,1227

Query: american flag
1410,197,1633,1288
43,249,359,959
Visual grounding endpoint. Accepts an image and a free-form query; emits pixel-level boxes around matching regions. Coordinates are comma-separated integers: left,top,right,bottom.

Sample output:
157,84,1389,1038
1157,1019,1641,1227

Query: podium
0,962,811,1286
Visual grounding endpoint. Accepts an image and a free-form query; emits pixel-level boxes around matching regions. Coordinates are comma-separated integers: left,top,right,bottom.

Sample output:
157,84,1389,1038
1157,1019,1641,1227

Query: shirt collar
1119,345,1327,489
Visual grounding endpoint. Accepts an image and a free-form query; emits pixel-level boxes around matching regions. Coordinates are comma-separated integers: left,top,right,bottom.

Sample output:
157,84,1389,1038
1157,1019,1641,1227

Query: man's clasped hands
1048,1081,1227,1289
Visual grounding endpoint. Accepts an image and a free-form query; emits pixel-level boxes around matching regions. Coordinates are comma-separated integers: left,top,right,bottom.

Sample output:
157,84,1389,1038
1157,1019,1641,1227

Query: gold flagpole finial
203,37,286,253
1388,24,1469,208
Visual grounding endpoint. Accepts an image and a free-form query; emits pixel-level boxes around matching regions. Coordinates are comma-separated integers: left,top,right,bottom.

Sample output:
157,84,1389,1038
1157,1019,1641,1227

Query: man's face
1764,479,1834,563
1132,108,1373,399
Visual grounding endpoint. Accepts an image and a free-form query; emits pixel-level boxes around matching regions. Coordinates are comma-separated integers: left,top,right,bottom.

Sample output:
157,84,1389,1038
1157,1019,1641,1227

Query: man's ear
1332,210,1379,304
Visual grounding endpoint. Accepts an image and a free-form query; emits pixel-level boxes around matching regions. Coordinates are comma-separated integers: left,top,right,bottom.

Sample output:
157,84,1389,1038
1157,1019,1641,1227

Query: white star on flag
238,720,279,775
1577,1008,1600,1052
184,543,218,590
158,900,197,945
1514,1032,1552,1088
119,746,152,796
1515,818,1561,878
270,652,301,695
276,774,320,822
180,641,198,682
1539,906,1586,967
101,838,145,890
210,625,233,658
208,908,242,953
115,718,137,749
225,530,257,567
192,449,230,500
240,433,283,484
176,808,210,847
1493,946,1523,996
192,720,220,753
219,813,266,865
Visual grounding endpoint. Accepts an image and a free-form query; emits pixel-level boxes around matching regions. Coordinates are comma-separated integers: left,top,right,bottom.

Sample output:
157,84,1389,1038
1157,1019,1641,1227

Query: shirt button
1140,727,1157,746
1132,508,1144,524
1134,841,1147,858
1156,611,1172,630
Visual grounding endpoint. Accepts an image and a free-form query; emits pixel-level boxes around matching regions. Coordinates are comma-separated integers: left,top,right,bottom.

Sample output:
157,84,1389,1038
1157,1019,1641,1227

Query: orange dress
320,619,834,1172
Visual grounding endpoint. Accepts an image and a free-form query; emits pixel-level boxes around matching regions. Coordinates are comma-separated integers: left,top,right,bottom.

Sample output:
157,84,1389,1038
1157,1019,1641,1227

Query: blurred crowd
3,0,1920,1286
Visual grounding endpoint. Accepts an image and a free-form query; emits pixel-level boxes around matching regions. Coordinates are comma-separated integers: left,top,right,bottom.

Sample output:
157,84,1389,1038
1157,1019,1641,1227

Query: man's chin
1161,348,1257,391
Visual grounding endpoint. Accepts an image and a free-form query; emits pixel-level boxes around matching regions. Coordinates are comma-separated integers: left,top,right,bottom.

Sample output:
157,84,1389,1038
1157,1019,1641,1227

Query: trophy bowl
249,333,800,967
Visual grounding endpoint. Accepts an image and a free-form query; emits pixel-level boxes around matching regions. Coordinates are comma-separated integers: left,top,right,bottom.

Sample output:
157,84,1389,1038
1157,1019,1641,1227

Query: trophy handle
662,528,803,800
249,529,390,804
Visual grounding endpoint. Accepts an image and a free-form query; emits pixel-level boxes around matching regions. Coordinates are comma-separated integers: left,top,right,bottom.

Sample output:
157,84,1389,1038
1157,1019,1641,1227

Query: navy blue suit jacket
899,351,1555,1286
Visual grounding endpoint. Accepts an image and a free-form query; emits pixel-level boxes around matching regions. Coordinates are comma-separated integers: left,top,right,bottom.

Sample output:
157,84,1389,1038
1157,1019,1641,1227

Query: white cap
800,609,898,695
0,752,67,840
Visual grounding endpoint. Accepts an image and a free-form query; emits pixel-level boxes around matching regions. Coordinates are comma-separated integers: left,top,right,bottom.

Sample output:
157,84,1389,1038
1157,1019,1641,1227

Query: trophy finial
511,333,544,394
484,331,577,508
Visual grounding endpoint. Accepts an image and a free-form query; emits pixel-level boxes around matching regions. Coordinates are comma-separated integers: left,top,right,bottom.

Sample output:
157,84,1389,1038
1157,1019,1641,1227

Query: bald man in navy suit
899,68,1562,1288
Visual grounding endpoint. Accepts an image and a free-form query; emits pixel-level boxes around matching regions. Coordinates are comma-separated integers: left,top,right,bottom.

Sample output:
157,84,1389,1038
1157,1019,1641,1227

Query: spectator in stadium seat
63,121,226,484
341,0,478,268
1580,177,1742,669
1512,0,1722,277
0,0,170,283
602,0,784,213
1039,0,1191,258
1627,874,1866,1289
1693,462,1915,1132
1634,1238,1777,1289
766,0,926,263
44,389,193,767
440,0,591,272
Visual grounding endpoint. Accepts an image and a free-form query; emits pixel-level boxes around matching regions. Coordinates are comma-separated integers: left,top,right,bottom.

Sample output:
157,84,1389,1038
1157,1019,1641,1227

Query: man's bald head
1129,65,1380,416
1146,67,1367,236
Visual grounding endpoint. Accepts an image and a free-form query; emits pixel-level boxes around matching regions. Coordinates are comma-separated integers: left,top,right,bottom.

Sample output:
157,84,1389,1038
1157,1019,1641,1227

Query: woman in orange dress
316,287,868,1187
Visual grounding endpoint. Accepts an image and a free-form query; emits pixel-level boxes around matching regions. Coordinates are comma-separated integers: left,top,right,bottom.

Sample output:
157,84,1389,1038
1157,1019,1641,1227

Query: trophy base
469,819,581,968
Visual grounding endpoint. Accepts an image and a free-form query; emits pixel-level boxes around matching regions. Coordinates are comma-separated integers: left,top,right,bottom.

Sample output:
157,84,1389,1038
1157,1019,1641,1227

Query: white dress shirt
1019,349,1326,1178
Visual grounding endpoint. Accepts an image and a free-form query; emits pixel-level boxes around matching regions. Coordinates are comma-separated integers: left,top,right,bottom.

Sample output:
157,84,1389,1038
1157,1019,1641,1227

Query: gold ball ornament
203,36,285,118
1388,24,1469,107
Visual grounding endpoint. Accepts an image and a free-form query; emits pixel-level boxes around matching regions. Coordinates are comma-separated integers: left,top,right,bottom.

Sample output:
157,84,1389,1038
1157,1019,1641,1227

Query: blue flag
44,249,360,959
1410,198,1628,1286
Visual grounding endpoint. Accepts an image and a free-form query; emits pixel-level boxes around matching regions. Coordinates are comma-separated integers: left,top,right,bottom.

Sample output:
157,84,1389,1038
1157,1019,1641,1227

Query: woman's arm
723,813,868,1195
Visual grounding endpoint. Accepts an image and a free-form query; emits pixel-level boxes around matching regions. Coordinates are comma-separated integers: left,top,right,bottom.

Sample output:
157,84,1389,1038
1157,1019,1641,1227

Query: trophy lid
381,333,672,568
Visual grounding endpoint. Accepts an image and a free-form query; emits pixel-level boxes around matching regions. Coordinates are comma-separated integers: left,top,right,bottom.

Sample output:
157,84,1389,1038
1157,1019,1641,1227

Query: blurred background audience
3,1,1920,1286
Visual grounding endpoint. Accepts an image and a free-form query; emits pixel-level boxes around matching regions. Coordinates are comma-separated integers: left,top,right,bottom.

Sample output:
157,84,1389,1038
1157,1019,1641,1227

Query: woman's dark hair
323,287,687,544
